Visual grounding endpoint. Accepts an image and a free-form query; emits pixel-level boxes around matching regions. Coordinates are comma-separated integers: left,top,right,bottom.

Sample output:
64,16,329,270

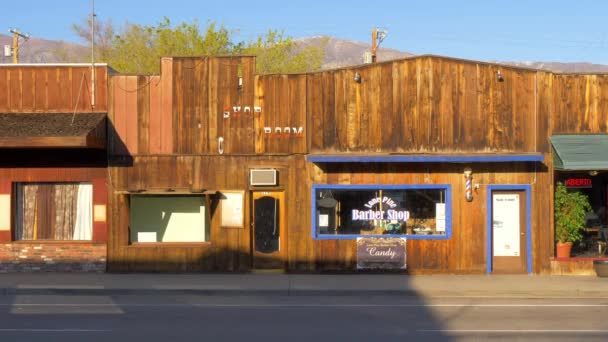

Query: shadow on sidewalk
0,249,454,340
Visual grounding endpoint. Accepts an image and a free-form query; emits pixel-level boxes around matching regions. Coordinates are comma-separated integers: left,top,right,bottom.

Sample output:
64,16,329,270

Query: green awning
550,134,608,170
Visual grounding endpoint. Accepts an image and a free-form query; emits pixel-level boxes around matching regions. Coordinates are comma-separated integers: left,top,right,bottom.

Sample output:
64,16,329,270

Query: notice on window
492,194,520,257
319,214,329,227
221,191,244,228
436,203,446,219
436,218,446,232
435,203,446,232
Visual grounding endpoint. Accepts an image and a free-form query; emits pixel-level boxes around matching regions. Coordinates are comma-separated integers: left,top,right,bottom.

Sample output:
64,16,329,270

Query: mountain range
0,34,86,64
2,33,607,73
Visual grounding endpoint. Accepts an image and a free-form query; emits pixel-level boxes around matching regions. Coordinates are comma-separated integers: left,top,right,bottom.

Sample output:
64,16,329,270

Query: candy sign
356,237,407,270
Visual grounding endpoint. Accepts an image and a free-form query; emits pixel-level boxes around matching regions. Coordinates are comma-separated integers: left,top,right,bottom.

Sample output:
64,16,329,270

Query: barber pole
464,168,473,202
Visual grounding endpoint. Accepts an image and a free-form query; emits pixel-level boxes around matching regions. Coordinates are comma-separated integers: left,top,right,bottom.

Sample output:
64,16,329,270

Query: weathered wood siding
109,57,257,156
255,74,307,154
307,57,539,153
0,65,108,113
106,55,608,273
551,74,608,134
107,155,308,272
108,56,608,157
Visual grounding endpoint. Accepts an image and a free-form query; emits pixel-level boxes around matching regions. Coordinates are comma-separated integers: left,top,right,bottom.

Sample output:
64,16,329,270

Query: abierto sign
565,178,592,188
356,237,407,270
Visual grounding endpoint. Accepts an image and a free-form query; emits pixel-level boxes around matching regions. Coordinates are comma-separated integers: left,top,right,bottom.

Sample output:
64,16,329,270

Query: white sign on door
492,194,520,257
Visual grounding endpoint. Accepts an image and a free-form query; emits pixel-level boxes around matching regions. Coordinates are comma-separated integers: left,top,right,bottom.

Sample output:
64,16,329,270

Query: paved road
0,295,607,341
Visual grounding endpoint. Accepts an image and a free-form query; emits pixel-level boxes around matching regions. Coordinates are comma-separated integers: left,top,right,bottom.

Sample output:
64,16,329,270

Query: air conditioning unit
250,169,277,186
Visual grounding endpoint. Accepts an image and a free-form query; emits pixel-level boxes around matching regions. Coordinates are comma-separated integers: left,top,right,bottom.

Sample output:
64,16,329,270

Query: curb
0,288,416,296
1,287,608,297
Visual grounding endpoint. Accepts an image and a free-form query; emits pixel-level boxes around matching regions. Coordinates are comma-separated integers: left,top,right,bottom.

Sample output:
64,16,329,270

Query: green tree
241,30,327,74
60,16,325,75
110,17,236,74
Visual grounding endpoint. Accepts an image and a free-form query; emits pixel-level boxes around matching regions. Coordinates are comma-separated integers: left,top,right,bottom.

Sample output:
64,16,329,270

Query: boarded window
15,183,93,241
129,195,209,243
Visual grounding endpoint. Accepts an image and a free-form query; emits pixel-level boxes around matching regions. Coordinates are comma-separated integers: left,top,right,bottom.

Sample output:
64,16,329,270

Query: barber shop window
15,183,93,241
129,195,210,243
313,185,451,240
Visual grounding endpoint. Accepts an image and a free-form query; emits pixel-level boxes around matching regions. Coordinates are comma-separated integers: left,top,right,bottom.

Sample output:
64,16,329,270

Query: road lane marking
16,285,105,289
0,329,109,332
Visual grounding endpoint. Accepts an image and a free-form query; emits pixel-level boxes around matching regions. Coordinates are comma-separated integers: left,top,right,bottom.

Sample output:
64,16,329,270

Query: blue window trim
311,184,452,240
307,154,544,163
485,185,532,274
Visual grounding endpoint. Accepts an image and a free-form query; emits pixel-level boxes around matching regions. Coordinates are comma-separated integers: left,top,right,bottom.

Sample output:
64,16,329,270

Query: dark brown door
252,191,285,269
491,191,527,274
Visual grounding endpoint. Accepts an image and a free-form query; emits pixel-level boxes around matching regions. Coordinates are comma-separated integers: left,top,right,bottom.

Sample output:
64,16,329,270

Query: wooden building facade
103,55,608,275
0,64,109,272
2,55,607,274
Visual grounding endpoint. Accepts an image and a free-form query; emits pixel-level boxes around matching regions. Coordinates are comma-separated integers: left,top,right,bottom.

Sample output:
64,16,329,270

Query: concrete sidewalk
0,273,606,297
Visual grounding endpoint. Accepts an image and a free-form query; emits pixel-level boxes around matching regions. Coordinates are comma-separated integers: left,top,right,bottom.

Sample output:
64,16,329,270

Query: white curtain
73,184,93,240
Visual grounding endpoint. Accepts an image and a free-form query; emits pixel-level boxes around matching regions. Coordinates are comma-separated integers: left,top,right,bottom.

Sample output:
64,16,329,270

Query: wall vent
250,169,277,186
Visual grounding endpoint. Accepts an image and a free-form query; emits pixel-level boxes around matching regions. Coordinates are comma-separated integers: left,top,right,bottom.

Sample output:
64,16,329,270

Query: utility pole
91,0,96,109
371,28,378,63
9,28,29,64
370,28,388,64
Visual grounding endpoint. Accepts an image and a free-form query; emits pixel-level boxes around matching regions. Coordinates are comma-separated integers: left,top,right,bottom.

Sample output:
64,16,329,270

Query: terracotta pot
556,242,573,258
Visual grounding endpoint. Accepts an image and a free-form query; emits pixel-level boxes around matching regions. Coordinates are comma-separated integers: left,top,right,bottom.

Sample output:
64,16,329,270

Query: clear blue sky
2,0,607,64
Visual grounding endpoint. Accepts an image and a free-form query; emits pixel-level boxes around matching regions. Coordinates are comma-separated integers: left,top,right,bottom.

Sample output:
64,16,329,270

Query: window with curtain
15,183,93,241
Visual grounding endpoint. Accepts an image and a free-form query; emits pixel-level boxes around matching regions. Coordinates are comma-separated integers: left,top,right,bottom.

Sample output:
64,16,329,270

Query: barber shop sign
352,196,410,222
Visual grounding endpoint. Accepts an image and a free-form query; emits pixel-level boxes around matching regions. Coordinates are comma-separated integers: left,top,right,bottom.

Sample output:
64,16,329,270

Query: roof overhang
306,153,544,163
0,113,106,149
550,134,608,170
119,188,218,195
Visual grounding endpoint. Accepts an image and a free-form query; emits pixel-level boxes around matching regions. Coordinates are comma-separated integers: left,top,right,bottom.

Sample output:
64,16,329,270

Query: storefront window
312,185,451,239
556,173,608,257
129,195,210,243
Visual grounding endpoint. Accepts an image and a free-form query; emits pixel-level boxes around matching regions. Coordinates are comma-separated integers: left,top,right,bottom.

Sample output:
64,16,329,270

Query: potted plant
554,182,592,258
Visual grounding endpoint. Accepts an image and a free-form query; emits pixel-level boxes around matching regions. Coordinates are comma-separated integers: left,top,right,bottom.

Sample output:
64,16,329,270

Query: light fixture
497,70,504,82
318,190,337,208
353,72,362,83
377,29,388,44
589,170,599,176
237,63,243,92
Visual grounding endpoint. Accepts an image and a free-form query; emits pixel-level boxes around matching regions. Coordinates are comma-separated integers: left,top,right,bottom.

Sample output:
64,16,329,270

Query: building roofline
260,54,608,77
0,63,108,67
